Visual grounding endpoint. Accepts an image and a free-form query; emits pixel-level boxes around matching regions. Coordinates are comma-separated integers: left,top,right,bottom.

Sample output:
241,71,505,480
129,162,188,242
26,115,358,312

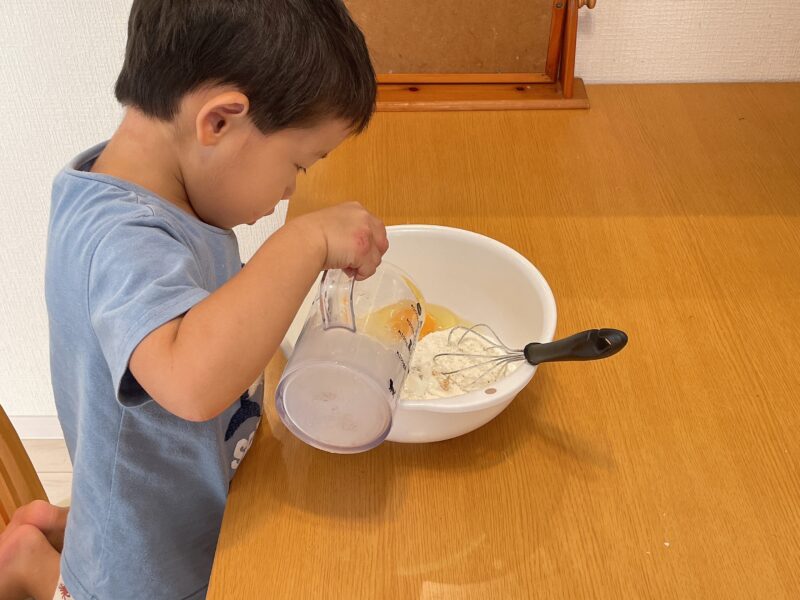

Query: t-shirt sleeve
88,214,211,407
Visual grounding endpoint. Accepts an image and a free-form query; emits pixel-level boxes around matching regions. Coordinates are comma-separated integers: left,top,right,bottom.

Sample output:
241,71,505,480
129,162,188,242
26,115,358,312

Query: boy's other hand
296,202,388,280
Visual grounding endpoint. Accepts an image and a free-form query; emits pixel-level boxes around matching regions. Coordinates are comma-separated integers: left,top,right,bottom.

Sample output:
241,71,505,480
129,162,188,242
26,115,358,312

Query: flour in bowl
401,327,520,400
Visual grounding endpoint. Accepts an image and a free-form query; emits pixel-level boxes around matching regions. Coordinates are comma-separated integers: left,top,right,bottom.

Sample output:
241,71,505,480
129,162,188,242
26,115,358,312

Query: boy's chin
246,207,276,226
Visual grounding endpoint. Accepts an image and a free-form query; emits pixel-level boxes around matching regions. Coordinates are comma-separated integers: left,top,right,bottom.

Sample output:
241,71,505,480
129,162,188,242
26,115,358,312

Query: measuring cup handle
320,269,357,332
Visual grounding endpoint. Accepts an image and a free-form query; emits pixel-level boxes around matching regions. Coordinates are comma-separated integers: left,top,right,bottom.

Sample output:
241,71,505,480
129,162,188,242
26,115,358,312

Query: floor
21,439,72,506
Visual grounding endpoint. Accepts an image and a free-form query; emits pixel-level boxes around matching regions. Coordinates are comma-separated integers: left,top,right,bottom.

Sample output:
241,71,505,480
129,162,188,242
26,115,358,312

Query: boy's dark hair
115,0,376,133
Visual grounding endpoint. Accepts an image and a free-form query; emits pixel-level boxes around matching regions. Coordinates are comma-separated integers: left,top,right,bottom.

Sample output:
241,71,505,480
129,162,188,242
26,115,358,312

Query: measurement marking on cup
405,317,414,331
395,350,408,372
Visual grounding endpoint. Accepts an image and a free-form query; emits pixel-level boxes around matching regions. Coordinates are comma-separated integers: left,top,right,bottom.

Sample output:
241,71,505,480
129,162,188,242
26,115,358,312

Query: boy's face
184,105,353,229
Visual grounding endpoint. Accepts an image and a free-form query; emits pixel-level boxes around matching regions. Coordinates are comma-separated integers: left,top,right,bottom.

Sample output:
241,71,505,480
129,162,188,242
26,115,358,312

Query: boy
0,0,386,598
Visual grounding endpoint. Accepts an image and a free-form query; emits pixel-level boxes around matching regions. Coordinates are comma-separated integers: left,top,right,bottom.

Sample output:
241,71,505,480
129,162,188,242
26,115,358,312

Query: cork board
344,0,553,75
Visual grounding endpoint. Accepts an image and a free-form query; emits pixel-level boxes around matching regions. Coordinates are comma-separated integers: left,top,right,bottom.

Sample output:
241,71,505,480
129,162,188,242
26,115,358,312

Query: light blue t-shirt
45,143,264,600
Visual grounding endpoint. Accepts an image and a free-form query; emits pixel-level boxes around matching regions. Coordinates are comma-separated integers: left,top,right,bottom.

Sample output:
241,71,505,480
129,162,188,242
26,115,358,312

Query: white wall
2,1,799,431
577,1,800,83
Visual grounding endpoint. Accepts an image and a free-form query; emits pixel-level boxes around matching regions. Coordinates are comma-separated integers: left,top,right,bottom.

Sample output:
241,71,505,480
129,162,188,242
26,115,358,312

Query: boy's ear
196,91,250,146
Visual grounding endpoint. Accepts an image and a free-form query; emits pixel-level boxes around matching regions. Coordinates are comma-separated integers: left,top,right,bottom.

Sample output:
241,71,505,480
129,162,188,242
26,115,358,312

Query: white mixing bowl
280,225,557,443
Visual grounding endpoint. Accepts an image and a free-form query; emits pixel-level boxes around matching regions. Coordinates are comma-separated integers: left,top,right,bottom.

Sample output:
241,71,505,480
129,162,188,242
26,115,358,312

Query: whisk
432,324,628,390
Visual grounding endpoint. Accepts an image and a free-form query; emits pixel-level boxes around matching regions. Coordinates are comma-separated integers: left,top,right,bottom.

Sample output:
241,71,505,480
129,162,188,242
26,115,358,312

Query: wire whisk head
432,324,525,391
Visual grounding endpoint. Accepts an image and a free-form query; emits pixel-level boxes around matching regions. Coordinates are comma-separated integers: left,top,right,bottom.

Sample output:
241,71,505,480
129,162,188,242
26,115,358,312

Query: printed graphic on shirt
223,374,264,476
57,579,71,599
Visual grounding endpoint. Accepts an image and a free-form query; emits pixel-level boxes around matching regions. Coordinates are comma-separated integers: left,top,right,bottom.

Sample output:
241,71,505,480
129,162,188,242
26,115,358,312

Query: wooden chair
0,404,47,530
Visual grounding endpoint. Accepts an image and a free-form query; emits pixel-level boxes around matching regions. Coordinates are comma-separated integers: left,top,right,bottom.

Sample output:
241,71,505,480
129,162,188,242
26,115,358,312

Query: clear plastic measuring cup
275,262,425,453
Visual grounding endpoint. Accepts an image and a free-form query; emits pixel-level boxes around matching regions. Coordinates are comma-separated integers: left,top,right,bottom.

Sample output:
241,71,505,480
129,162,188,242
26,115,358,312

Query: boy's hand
295,202,389,280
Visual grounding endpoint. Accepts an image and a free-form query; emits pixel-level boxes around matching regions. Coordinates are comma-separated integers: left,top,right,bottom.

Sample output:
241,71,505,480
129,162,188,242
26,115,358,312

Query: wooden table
208,84,800,599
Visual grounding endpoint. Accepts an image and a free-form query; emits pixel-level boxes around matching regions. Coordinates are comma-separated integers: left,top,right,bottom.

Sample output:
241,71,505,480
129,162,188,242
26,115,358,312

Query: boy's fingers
355,244,382,281
354,260,376,281
374,220,389,254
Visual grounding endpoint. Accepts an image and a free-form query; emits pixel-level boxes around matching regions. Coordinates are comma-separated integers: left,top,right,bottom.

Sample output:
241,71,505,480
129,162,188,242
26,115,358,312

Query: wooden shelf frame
371,0,594,111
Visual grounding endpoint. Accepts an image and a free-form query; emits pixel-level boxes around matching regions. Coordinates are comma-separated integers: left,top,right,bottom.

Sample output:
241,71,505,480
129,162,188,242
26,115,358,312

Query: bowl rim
385,224,558,413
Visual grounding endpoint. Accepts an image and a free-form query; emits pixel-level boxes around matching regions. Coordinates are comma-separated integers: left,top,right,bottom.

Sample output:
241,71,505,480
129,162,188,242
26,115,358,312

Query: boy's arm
129,203,387,422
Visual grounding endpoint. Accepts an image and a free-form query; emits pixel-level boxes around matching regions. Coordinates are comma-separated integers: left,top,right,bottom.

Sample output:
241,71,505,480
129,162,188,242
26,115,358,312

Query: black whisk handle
523,328,628,366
